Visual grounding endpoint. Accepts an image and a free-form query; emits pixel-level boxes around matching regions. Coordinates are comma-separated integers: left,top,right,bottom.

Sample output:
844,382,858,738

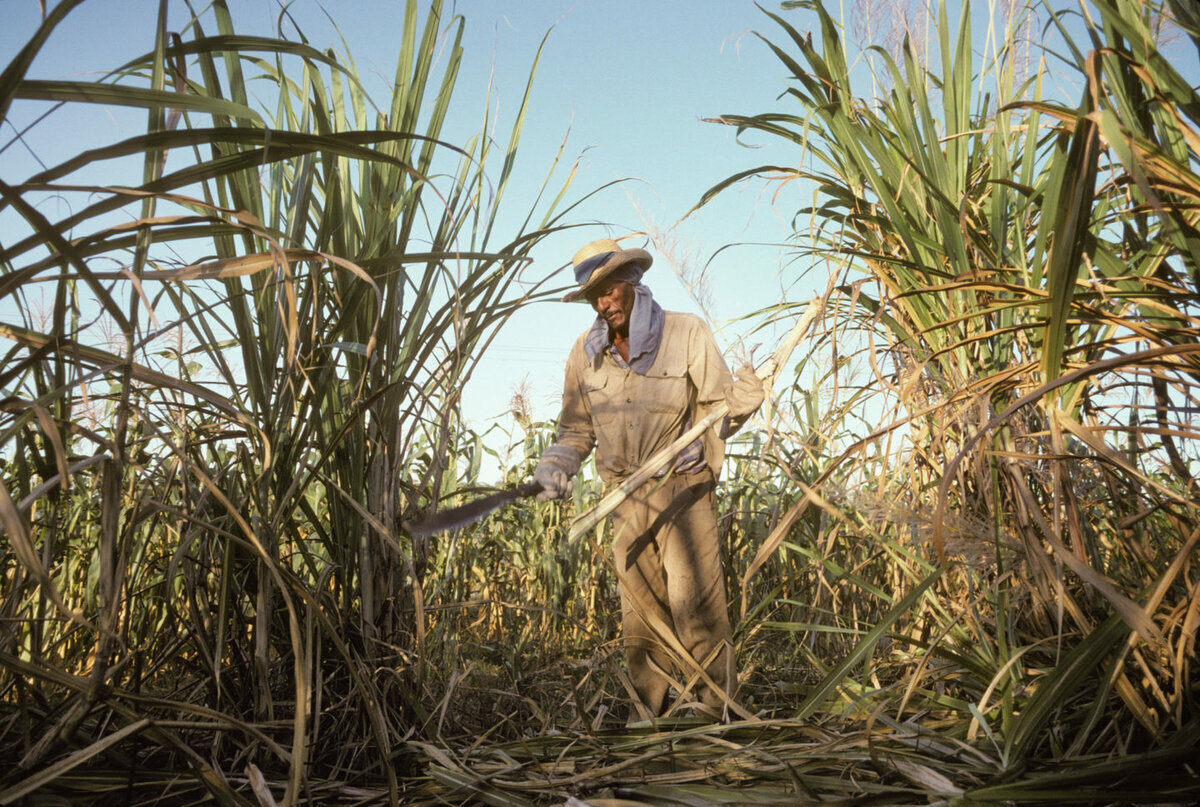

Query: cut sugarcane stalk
567,296,823,542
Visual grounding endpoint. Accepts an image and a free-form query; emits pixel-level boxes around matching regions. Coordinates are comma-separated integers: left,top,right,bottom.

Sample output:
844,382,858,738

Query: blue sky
8,1,1197,481
2,0,811,444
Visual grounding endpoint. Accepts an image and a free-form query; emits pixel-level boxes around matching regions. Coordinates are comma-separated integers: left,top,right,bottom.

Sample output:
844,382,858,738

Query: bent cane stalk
566,296,823,542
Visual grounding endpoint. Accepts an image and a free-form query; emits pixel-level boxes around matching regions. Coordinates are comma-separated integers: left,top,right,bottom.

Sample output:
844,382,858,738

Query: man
534,237,765,721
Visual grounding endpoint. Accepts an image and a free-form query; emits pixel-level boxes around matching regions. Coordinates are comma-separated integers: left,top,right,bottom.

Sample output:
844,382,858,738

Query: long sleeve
553,337,597,461
686,317,735,478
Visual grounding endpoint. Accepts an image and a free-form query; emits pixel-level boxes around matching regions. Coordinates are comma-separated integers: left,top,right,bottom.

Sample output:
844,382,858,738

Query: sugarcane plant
694,0,1200,795
0,0,580,803
2,0,1200,805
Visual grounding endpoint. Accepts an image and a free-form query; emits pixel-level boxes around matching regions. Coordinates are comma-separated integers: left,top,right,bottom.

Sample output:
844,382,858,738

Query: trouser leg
613,486,674,718
612,470,733,717
658,471,732,711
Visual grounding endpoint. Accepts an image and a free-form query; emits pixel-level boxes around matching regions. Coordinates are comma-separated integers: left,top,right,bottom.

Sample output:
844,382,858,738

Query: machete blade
405,481,543,538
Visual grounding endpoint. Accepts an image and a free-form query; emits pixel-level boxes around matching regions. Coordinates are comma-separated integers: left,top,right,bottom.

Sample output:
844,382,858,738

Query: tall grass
0,1,579,803
693,0,1200,789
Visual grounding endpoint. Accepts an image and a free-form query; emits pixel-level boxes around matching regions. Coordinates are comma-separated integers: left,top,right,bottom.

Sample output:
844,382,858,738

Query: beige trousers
611,468,734,718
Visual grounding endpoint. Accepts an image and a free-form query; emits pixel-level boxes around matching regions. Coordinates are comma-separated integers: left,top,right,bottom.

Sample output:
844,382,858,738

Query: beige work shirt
555,312,737,485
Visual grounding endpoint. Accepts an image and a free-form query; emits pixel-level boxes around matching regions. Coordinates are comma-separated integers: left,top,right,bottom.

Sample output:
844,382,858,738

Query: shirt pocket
643,352,688,417
584,372,620,426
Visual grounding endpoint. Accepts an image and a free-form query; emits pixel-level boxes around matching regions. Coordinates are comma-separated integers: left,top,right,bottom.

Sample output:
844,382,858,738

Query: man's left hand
725,361,765,417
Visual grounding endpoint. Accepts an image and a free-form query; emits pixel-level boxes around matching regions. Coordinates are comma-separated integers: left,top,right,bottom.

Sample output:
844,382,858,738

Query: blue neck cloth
582,265,663,374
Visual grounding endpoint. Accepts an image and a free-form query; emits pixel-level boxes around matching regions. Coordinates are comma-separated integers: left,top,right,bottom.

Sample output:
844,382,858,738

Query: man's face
587,279,636,335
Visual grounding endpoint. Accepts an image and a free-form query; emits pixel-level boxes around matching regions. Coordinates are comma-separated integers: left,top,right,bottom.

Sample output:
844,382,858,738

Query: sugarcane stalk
566,297,823,542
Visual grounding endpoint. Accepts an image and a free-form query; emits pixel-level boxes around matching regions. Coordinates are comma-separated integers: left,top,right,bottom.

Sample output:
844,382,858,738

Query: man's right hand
533,466,570,500
532,444,582,501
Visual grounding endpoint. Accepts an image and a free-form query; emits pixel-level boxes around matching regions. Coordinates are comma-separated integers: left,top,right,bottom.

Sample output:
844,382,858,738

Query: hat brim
562,248,652,302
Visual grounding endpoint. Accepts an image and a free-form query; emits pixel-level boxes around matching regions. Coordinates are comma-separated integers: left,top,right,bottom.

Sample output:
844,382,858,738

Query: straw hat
562,238,653,302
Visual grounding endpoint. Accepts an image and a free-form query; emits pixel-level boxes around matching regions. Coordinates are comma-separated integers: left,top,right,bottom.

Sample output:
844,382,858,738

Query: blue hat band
573,251,615,285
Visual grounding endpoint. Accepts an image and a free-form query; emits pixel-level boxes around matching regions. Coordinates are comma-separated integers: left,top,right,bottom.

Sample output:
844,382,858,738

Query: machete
405,481,543,538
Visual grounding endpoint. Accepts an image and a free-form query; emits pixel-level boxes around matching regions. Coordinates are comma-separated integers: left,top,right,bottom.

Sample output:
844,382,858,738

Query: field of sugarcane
1,0,1198,805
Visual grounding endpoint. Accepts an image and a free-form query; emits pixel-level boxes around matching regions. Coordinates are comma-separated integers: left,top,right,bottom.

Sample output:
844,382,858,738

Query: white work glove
724,361,765,418
719,362,765,440
532,444,582,501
